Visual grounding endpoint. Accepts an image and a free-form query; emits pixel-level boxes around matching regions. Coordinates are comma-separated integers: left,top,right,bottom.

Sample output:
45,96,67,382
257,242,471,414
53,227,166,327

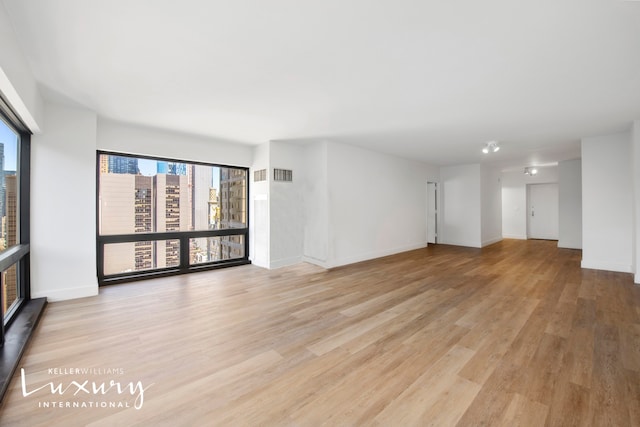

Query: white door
527,183,559,240
427,182,438,244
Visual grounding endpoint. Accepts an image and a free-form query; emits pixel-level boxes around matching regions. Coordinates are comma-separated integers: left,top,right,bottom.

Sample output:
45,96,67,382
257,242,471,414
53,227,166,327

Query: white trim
249,257,270,269
558,242,582,250
502,234,527,240
302,255,330,269
32,285,98,302
439,239,481,248
481,236,503,247
581,259,633,274
328,242,428,269
269,256,303,269
0,67,40,132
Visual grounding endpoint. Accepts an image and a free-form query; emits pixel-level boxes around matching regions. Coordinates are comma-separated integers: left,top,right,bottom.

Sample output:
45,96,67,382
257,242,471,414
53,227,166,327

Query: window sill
0,298,47,403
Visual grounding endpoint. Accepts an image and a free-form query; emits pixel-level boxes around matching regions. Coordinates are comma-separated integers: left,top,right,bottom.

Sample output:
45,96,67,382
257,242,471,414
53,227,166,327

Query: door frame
427,181,439,244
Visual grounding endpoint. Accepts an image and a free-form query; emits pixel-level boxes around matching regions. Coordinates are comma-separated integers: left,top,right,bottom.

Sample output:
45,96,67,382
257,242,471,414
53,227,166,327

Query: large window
97,152,249,284
0,101,31,341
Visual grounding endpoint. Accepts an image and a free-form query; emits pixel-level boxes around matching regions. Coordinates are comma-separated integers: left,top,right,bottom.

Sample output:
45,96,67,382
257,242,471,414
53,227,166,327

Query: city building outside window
97,152,249,284
0,119,19,319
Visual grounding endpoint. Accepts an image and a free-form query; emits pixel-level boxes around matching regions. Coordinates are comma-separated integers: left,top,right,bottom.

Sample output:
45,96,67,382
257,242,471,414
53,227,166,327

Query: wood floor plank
545,381,590,427
500,392,549,427
625,369,640,427
566,326,595,388
373,345,476,426
306,309,399,356
421,375,481,426
0,240,638,426
589,322,631,426
619,322,640,372
545,301,578,338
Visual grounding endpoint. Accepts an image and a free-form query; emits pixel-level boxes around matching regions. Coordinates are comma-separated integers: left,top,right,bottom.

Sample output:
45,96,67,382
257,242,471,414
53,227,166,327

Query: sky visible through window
137,158,220,190
0,119,18,170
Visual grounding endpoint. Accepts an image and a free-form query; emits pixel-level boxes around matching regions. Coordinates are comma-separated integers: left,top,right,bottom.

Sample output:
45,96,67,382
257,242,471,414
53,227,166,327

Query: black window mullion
19,134,30,244
18,254,30,302
96,241,105,280
179,236,189,273
99,228,249,244
0,245,29,272
18,134,30,301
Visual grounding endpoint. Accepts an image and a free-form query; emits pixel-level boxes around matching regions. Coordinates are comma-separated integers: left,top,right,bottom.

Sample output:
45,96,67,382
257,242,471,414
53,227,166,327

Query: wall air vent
273,168,293,182
254,169,267,182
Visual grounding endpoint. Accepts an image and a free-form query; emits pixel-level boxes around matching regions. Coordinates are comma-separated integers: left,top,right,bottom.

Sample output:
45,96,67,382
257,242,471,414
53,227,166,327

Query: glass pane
103,240,180,275
99,155,248,235
218,168,247,229
192,164,218,231
0,117,19,251
2,263,18,317
190,235,245,264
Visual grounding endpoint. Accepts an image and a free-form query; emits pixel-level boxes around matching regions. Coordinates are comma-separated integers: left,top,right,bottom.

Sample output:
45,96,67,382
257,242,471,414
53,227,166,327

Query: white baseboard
439,239,481,248
502,234,527,240
557,241,582,250
269,256,303,269
32,285,99,302
481,237,503,247
581,259,633,274
250,259,270,269
328,242,428,269
302,256,330,269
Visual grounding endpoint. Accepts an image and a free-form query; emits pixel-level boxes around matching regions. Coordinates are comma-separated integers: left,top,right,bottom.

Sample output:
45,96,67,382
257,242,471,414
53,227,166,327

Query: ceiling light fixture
482,141,500,154
524,166,538,176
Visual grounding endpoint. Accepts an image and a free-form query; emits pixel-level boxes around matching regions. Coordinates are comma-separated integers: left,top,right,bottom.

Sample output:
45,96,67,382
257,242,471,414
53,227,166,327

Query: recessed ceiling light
524,166,538,175
482,141,500,154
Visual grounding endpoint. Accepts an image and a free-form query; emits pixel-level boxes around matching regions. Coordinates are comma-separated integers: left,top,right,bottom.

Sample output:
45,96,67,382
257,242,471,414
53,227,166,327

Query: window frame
96,150,250,285
0,94,31,336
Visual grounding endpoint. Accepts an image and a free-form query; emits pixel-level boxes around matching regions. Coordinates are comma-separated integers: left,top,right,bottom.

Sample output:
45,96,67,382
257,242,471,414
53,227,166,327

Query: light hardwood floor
0,239,639,426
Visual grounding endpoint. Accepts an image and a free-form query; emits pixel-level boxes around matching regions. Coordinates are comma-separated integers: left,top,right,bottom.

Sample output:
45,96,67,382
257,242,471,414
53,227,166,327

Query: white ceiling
3,0,640,168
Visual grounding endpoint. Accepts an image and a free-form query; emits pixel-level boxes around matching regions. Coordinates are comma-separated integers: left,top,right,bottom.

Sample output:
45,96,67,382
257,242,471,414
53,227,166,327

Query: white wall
558,159,582,249
0,3,43,131
501,166,559,240
440,164,481,247
31,102,99,301
250,140,329,269
252,140,439,269
481,165,503,247
582,131,633,273
96,118,253,167
269,141,305,268
633,121,640,283
323,142,438,268
0,5,92,301
250,142,270,268
302,141,329,265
